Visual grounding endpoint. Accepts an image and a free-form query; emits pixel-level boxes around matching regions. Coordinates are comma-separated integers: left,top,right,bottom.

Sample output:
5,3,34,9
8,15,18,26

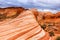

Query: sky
0,0,60,11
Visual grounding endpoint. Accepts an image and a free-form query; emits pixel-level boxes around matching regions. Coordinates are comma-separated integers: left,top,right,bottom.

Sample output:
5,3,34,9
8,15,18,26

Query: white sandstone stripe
28,29,46,40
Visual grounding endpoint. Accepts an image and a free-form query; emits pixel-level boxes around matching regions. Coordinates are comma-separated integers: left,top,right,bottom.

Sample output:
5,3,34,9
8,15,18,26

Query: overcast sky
0,0,60,10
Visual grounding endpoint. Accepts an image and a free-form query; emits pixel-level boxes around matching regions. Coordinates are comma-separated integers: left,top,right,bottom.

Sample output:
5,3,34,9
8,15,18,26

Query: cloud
0,0,60,10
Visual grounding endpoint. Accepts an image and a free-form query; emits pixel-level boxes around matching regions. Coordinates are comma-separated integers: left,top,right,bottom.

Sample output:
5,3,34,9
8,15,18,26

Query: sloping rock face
0,7,51,40
0,7,26,21
37,11,60,34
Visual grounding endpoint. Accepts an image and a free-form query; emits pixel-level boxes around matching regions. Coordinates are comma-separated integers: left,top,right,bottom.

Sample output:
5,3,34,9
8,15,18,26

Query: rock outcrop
0,7,51,40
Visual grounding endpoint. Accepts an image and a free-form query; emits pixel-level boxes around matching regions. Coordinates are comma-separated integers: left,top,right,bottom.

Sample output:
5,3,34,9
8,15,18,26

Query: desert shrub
56,36,60,40
41,24,46,29
49,31,55,37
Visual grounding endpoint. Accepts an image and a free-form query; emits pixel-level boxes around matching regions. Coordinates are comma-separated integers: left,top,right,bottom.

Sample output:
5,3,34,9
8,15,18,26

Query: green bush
41,24,46,29
49,31,55,37
56,36,60,40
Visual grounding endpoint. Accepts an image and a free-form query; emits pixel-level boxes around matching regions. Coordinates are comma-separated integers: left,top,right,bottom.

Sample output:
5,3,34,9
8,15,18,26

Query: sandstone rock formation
0,7,51,40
